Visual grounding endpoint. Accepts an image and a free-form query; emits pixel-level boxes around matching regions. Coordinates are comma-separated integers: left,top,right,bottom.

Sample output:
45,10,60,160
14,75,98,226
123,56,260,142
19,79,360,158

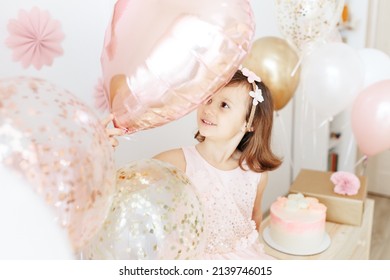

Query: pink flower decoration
239,66,261,83
330,171,361,196
5,7,65,70
94,78,109,112
249,86,264,105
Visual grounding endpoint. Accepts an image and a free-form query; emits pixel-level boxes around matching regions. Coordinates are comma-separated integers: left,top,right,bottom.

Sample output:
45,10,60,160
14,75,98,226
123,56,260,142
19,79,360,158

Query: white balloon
301,42,364,120
0,165,73,259
358,48,390,87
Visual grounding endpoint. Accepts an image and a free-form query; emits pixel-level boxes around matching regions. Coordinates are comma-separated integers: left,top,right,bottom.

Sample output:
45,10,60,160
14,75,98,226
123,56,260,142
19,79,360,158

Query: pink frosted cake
269,193,327,253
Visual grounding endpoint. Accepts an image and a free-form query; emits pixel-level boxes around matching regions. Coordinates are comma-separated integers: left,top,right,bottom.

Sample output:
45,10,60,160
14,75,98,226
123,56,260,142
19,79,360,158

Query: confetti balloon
275,0,345,52
0,77,116,251
82,159,205,260
102,0,255,133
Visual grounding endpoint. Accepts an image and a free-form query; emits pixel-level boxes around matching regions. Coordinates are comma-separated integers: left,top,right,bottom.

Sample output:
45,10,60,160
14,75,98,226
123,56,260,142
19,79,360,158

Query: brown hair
195,70,282,173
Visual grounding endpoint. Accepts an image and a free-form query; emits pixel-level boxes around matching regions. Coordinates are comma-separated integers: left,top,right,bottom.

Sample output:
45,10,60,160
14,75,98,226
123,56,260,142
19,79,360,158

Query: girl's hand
101,114,125,148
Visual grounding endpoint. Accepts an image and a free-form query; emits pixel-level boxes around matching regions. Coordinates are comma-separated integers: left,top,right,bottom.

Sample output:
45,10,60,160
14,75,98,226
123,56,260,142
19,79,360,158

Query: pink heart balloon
352,80,390,156
101,0,255,133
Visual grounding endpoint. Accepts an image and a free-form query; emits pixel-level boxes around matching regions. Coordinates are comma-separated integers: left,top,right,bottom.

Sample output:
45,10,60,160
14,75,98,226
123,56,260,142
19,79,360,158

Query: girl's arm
153,148,186,172
252,171,268,231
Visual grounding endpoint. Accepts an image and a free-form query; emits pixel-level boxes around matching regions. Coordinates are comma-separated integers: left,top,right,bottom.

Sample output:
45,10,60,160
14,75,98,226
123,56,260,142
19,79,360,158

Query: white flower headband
239,65,264,131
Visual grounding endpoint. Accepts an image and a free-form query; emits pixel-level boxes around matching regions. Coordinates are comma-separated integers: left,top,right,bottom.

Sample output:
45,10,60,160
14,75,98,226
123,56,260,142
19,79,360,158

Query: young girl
153,67,282,259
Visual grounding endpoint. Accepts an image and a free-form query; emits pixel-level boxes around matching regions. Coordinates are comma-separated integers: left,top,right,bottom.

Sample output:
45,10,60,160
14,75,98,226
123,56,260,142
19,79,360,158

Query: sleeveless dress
182,146,274,260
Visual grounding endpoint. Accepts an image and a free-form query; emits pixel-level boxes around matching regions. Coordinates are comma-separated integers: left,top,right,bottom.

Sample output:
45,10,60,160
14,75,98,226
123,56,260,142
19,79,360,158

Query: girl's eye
221,102,229,109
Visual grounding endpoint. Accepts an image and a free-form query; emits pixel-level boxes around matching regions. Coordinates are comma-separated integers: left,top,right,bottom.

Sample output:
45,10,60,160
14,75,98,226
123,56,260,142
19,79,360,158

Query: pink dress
182,146,274,260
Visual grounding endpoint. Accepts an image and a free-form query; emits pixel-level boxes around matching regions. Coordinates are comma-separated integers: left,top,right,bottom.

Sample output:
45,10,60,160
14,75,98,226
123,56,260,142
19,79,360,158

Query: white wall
0,0,116,111
0,0,293,212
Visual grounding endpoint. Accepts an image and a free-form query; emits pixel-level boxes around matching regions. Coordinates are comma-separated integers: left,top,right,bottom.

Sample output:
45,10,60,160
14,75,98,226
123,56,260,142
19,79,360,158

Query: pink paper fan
94,78,109,112
330,171,361,196
5,7,65,70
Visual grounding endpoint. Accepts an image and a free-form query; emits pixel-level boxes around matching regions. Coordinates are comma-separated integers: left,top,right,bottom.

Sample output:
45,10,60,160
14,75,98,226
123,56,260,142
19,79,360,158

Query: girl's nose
202,98,216,115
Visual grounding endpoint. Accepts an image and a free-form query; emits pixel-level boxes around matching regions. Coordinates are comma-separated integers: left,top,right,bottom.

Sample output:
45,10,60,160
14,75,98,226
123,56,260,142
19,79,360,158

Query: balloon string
275,111,294,172
291,56,303,77
354,155,368,169
312,108,318,154
342,136,354,168
318,117,333,129
299,89,308,164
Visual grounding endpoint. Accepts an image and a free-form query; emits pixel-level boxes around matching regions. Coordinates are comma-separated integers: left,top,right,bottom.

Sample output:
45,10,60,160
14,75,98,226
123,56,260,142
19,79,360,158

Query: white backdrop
0,0,292,212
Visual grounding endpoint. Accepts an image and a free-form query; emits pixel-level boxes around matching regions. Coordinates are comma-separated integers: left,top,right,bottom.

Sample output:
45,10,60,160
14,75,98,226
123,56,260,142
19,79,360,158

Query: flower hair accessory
240,67,261,83
239,65,264,131
249,86,264,106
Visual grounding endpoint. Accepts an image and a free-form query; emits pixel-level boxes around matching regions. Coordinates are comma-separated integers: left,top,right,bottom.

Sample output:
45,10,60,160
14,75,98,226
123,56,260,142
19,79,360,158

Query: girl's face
197,85,250,141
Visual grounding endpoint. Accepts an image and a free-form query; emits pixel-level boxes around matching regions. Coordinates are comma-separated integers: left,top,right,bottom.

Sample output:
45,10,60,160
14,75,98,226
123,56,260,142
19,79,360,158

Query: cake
268,193,327,253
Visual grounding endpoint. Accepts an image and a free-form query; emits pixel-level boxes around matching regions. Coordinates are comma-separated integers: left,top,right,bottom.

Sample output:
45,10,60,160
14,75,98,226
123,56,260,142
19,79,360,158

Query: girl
153,67,282,259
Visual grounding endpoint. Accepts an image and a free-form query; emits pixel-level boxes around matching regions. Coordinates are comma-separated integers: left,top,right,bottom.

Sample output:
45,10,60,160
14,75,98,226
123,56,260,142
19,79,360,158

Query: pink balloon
352,80,390,156
101,0,255,133
0,77,116,251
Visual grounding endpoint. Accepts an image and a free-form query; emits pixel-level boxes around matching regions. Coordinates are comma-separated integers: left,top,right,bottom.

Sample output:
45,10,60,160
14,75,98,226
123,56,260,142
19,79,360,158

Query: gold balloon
243,36,301,110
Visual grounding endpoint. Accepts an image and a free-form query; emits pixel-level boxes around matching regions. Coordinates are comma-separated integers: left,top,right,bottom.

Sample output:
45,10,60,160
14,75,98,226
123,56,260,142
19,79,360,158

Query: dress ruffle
201,237,275,260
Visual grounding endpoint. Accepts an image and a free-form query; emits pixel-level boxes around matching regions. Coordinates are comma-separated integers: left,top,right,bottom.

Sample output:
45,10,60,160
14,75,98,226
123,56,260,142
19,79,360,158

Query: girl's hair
195,70,282,173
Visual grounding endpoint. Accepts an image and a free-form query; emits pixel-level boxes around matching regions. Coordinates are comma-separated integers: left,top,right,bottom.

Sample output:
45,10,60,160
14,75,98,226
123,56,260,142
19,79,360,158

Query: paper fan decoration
93,78,109,112
5,7,65,70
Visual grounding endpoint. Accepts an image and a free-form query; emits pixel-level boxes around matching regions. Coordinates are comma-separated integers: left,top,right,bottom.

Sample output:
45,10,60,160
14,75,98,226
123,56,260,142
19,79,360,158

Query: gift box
289,169,367,226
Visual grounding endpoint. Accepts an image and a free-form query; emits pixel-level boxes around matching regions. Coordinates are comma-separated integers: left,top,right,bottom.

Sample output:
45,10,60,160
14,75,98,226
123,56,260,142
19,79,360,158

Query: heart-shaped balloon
101,0,255,133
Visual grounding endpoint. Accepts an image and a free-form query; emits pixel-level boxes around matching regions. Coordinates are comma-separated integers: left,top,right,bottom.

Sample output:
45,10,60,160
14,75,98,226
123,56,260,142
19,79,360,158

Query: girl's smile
200,118,216,126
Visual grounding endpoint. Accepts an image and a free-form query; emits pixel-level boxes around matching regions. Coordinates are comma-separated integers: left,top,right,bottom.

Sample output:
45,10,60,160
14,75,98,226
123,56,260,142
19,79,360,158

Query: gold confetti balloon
0,77,116,251
81,159,206,260
274,0,345,52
